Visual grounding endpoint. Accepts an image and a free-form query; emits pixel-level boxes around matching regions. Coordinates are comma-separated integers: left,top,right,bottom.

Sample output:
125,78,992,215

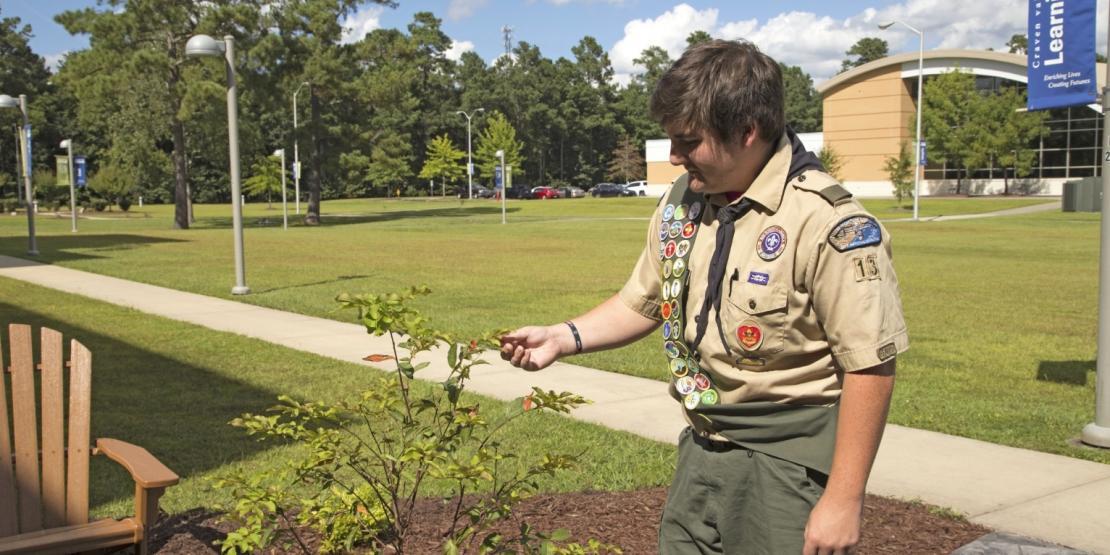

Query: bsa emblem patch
676,375,696,395
669,221,683,239
676,240,691,258
683,391,701,410
688,202,703,221
877,342,897,362
682,222,696,238
661,301,673,320
663,204,675,222
672,259,686,278
757,226,787,261
670,358,688,378
694,373,711,391
736,319,764,351
700,389,718,405
747,271,769,286
674,204,687,221
828,216,882,252
665,241,677,258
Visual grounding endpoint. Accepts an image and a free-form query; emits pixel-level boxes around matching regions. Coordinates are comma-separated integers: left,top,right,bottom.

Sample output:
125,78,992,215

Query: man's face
665,123,764,195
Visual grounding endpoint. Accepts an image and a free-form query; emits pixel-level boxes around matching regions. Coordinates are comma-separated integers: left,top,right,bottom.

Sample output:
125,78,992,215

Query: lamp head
0,94,18,109
495,150,504,159
878,21,896,30
476,107,485,113
272,148,284,157
185,34,226,58
60,139,71,149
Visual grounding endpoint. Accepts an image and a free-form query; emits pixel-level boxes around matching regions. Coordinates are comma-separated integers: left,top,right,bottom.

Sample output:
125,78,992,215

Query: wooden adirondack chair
0,324,179,555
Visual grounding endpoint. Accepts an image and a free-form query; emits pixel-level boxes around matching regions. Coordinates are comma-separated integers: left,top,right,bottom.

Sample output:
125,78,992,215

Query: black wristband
564,321,583,354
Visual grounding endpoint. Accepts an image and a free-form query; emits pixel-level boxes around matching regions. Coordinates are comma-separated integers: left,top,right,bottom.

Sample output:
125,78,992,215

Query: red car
531,186,562,199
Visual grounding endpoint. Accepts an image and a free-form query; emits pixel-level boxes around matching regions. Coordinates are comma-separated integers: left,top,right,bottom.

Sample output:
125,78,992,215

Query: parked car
560,186,586,198
531,186,562,199
625,180,648,196
471,184,495,199
590,183,636,197
505,186,532,199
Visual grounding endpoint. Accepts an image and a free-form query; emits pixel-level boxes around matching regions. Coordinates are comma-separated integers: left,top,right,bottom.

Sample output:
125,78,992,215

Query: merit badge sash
659,176,719,409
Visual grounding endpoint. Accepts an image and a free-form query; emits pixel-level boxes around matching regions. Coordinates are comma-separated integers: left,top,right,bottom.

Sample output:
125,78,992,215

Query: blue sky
2,0,1107,83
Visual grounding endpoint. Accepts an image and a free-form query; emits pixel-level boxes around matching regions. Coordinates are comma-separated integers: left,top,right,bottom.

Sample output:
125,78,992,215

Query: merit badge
757,225,787,261
672,259,686,278
828,216,882,252
670,280,683,299
661,300,673,320
663,204,675,222
736,319,764,351
694,373,711,391
662,282,672,301
676,376,696,395
670,319,682,339
685,356,700,374
683,391,701,410
669,221,683,239
662,321,672,340
665,241,677,259
664,341,680,358
700,389,718,405
674,204,687,221
663,259,673,279
676,240,691,258
670,358,688,378
682,222,696,238
689,201,703,221
748,271,769,286
659,227,669,242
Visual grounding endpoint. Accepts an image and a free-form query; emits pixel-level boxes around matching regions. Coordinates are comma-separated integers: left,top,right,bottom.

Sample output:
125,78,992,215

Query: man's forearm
824,360,896,501
554,294,661,356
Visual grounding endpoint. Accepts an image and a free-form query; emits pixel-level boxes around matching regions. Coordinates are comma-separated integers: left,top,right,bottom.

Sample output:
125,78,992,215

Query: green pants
658,428,827,555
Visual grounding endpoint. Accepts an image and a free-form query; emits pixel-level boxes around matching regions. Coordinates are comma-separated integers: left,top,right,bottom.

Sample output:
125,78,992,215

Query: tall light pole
274,148,287,230
292,81,308,215
186,34,249,295
0,94,37,255
59,139,76,232
880,20,924,222
457,108,484,199
496,149,506,224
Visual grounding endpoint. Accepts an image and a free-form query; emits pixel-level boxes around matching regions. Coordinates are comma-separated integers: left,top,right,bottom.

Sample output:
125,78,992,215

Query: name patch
828,216,882,252
877,342,898,362
748,271,770,285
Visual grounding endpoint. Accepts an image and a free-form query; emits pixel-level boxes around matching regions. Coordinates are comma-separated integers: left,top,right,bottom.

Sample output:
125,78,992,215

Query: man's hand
803,493,862,555
500,325,572,371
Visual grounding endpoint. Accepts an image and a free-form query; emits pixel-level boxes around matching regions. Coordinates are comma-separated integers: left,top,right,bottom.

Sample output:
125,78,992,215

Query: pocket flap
730,282,788,315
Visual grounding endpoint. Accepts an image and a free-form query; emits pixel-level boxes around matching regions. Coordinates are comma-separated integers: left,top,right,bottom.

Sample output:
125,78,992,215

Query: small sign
494,165,503,189
75,156,87,188
919,141,927,166
22,124,31,176
506,165,512,189
293,161,301,181
467,162,474,176
56,155,71,186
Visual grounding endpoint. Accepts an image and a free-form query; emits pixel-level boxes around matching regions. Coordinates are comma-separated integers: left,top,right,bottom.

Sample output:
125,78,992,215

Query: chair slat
65,339,92,526
9,324,42,533
0,329,16,537
40,328,66,529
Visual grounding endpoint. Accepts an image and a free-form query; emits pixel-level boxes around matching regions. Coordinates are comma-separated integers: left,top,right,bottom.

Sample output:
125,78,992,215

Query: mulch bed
150,489,989,554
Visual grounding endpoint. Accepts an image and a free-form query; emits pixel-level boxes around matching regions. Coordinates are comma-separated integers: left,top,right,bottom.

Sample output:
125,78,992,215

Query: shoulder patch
828,215,882,252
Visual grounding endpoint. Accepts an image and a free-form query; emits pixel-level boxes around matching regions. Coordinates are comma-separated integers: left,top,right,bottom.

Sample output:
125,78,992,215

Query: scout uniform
619,130,908,554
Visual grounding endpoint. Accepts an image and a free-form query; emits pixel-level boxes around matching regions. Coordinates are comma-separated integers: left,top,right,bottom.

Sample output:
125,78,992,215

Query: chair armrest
94,438,179,489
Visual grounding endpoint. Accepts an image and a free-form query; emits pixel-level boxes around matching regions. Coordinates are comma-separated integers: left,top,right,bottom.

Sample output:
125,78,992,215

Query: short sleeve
810,209,908,371
618,198,666,320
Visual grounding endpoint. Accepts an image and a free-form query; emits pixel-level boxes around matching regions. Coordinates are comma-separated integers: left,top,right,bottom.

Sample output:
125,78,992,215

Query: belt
692,431,745,453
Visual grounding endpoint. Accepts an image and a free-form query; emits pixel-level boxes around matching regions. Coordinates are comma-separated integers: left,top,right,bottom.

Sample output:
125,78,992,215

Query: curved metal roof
818,49,1030,95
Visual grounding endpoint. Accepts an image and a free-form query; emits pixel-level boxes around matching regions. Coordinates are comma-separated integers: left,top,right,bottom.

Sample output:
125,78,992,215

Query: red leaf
522,396,535,411
363,354,395,362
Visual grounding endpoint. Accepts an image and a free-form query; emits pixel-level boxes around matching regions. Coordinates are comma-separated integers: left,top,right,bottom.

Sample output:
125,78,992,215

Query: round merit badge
670,358,688,378
694,373,711,391
700,389,718,405
676,240,691,258
676,376,696,395
683,391,701,410
663,259,673,279
670,319,682,338
665,241,677,258
689,201,703,221
674,204,687,221
664,341,680,358
736,319,764,351
669,221,683,239
663,204,675,222
662,321,672,339
757,225,787,261
659,227,669,242
672,258,686,278
682,222,696,239
670,280,682,298
661,300,673,319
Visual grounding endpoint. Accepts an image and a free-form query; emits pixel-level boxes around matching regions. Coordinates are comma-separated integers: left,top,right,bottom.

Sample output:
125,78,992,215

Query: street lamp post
496,149,506,224
879,20,924,222
457,108,484,199
0,94,38,255
60,139,76,232
274,148,287,230
293,81,308,215
186,34,249,295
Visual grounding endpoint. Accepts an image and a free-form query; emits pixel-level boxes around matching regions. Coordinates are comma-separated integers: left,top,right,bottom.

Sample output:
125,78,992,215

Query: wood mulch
150,488,989,554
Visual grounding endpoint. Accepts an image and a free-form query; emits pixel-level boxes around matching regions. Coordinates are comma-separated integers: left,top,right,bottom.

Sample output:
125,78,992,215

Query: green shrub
215,287,618,555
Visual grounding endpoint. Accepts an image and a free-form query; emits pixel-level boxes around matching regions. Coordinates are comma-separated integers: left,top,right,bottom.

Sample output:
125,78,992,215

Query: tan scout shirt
619,134,908,415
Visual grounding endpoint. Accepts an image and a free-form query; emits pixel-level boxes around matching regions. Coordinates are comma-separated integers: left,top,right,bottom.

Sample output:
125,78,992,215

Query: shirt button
798,174,807,182
748,299,757,310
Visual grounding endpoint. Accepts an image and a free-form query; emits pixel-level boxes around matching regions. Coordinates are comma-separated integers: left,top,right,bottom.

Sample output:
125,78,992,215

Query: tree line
0,1,831,228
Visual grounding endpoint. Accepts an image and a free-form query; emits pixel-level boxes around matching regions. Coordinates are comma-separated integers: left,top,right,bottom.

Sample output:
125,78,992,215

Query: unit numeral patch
852,254,880,282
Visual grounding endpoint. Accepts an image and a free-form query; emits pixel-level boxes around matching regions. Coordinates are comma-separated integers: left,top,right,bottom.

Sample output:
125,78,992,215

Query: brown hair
650,39,784,144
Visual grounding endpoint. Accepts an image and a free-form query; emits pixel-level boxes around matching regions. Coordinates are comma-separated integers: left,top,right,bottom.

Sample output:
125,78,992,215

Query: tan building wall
822,65,914,181
647,162,686,186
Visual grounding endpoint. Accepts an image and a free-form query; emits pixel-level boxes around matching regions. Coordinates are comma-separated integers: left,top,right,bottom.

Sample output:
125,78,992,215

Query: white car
625,180,648,196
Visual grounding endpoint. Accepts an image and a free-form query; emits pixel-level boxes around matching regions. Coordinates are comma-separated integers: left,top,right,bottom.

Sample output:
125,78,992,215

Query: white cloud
547,0,626,5
445,40,475,61
340,6,384,44
43,52,68,73
609,0,1057,84
448,0,489,20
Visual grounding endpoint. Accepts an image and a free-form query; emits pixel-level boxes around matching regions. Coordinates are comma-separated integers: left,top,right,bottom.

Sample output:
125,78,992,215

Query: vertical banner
74,156,87,188
56,156,70,186
21,124,31,176
494,165,503,189
1027,0,1098,110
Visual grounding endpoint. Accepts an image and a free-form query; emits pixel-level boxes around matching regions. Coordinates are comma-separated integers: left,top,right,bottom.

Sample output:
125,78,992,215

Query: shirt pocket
724,280,789,355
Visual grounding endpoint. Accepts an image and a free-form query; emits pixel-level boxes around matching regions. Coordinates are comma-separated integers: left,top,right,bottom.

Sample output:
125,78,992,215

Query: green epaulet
817,184,853,206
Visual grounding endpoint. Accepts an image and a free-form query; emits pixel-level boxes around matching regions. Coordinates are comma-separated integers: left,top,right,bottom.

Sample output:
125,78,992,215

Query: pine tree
607,136,645,183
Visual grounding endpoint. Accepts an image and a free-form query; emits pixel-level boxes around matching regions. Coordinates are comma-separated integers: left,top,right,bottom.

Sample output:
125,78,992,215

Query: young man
500,40,907,555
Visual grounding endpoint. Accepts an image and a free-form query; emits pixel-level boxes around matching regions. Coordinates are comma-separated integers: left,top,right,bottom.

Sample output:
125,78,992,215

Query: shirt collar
709,133,791,213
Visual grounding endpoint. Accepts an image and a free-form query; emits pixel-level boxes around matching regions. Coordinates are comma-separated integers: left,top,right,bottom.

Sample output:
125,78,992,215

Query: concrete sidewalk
887,199,1061,222
0,254,1106,553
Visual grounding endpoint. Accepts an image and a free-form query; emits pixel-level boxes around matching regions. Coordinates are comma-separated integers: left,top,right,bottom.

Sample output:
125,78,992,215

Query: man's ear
741,125,761,148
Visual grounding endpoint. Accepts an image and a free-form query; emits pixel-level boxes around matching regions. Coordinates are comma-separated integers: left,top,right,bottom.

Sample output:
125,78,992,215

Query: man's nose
669,147,687,166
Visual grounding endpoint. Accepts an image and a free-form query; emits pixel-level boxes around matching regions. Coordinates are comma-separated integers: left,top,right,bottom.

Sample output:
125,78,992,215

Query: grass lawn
0,276,675,518
1,194,1105,466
